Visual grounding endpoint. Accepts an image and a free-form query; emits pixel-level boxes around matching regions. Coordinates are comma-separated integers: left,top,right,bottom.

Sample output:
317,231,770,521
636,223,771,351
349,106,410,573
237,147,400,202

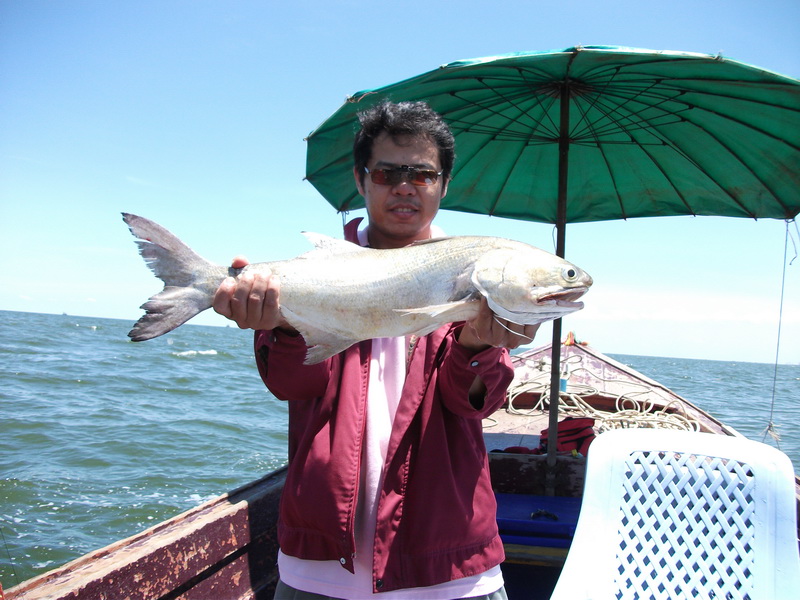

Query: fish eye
562,267,578,282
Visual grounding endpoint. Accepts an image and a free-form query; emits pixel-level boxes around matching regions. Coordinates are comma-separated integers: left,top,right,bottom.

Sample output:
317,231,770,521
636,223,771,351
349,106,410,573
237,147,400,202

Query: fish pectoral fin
281,307,360,365
397,298,480,321
304,339,360,365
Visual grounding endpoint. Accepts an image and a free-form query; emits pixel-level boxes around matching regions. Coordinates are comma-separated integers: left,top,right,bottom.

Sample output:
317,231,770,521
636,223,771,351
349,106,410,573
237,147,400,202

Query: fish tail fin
123,213,228,341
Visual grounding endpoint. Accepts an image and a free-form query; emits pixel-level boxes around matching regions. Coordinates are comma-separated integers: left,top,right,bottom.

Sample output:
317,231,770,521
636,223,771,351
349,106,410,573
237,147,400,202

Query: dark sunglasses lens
369,168,438,186
411,170,438,185
369,169,393,185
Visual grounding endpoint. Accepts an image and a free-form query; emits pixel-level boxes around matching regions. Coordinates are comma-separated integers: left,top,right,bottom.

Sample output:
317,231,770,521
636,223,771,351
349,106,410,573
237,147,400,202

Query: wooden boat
4,336,799,600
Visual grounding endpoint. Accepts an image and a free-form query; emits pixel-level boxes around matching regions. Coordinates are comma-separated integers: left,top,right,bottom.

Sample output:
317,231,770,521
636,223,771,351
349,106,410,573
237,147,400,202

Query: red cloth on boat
252,222,514,593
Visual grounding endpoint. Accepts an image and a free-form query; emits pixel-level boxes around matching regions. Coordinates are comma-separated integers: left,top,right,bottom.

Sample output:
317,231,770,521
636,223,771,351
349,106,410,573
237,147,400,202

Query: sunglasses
364,165,443,187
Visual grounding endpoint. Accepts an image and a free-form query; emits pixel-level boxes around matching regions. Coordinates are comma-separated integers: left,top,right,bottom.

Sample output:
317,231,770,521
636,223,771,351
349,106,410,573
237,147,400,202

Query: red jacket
253,226,514,593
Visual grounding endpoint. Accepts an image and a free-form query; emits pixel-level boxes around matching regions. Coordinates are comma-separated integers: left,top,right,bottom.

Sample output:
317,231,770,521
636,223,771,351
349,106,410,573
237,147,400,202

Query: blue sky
2,0,799,363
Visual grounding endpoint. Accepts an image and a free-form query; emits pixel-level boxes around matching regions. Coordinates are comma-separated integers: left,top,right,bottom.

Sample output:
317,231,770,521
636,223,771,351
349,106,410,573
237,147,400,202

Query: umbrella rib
602,98,753,216
630,85,799,148
616,108,792,218
656,120,769,218
564,76,730,216
547,60,694,141
588,92,686,139
306,49,800,221
562,66,632,141
577,55,799,108
567,93,630,219
446,76,563,217
569,80,690,142
612,72,800,113
626,86,798,153
567,76,796,217
447,75,560,141
652,88,800,216
563,65,800,148
490,140,533,218
466,72,567,217
633,138,700,216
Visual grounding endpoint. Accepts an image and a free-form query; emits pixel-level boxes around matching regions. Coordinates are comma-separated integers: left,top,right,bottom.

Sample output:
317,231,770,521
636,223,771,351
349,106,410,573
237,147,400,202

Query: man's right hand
212,256,294,332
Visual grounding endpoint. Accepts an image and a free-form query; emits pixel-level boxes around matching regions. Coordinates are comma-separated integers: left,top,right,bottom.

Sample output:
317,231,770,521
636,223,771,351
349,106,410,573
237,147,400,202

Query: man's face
354,132,448,249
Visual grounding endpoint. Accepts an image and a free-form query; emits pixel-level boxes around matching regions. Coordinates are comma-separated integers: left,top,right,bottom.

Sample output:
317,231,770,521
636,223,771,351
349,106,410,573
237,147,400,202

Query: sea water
1,310,798,587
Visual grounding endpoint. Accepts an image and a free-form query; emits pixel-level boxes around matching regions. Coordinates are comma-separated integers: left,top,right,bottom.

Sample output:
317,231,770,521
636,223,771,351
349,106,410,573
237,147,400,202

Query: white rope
506,356,701,433
492,315,536,341
761,219,796,447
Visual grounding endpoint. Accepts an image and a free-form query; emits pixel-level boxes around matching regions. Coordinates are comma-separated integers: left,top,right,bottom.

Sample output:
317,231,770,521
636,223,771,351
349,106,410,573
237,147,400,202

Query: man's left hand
458,297,540,352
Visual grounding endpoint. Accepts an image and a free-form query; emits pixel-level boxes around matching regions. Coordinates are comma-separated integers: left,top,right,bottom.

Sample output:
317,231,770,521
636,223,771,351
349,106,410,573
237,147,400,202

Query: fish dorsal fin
299,232,368,258
397,297,480,321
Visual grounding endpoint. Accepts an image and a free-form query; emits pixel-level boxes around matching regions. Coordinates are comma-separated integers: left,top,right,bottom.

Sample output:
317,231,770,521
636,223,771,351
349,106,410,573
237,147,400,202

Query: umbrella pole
545,85,571,493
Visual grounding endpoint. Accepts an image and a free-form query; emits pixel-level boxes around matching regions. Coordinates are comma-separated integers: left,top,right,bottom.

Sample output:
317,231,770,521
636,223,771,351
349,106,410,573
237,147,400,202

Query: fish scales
123,213,592,364
265,238,487,346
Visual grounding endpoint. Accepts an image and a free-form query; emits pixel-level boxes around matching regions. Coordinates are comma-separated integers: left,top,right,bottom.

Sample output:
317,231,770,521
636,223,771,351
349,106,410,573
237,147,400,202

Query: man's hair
353,101,455,185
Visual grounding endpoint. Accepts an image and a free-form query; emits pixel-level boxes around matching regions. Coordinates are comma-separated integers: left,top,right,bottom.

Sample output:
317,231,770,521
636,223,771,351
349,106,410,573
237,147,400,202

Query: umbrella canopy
305,46,800,478
306,46,800,233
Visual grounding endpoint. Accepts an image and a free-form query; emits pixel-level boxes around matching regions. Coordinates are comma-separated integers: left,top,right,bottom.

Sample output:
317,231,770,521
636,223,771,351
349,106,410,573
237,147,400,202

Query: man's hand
458,297,540,352
212,256,293,332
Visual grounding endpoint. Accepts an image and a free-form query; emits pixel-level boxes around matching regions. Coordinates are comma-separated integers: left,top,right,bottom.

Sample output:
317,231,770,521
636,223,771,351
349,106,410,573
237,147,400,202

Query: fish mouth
536,287,589,309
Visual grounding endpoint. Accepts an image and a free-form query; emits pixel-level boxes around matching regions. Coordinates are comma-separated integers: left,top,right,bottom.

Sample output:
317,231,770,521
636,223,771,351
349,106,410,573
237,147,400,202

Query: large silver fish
124,213,592,364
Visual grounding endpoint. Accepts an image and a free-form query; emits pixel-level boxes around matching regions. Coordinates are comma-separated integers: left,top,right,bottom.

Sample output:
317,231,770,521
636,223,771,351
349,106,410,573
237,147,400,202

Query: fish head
471,245,593,325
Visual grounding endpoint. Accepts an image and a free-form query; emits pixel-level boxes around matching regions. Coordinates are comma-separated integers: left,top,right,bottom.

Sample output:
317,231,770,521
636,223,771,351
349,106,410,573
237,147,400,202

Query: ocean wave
171,349,219,358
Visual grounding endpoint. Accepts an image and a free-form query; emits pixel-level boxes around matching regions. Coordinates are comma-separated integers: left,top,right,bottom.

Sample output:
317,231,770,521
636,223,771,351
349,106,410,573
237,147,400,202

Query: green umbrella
307,46,800,232
305,46,800,475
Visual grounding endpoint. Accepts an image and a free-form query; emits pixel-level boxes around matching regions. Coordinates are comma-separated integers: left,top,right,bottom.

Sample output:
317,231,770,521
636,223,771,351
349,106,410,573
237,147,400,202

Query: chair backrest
550,429,800,600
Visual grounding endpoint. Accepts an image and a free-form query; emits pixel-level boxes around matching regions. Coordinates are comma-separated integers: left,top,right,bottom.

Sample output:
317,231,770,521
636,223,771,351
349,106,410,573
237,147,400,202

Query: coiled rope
506,354,701,433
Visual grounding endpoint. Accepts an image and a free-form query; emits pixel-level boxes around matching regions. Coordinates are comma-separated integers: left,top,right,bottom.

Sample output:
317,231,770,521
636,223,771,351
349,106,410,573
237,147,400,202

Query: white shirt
277,224,503,598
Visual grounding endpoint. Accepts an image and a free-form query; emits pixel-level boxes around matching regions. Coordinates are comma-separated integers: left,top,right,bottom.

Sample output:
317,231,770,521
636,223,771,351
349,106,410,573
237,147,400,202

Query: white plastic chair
550,429,800,600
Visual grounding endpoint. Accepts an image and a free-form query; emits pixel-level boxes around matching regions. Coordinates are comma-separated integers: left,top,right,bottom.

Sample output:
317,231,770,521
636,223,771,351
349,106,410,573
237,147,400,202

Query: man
214,101,539,599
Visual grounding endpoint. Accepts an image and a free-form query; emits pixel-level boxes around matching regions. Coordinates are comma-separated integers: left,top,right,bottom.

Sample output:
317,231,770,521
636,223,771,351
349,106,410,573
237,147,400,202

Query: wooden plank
6,469,286,600
174,551,278,600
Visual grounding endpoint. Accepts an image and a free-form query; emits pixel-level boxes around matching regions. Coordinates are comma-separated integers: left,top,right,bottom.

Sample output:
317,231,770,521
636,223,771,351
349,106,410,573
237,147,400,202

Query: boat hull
6,341,798,599
5,468,286,600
